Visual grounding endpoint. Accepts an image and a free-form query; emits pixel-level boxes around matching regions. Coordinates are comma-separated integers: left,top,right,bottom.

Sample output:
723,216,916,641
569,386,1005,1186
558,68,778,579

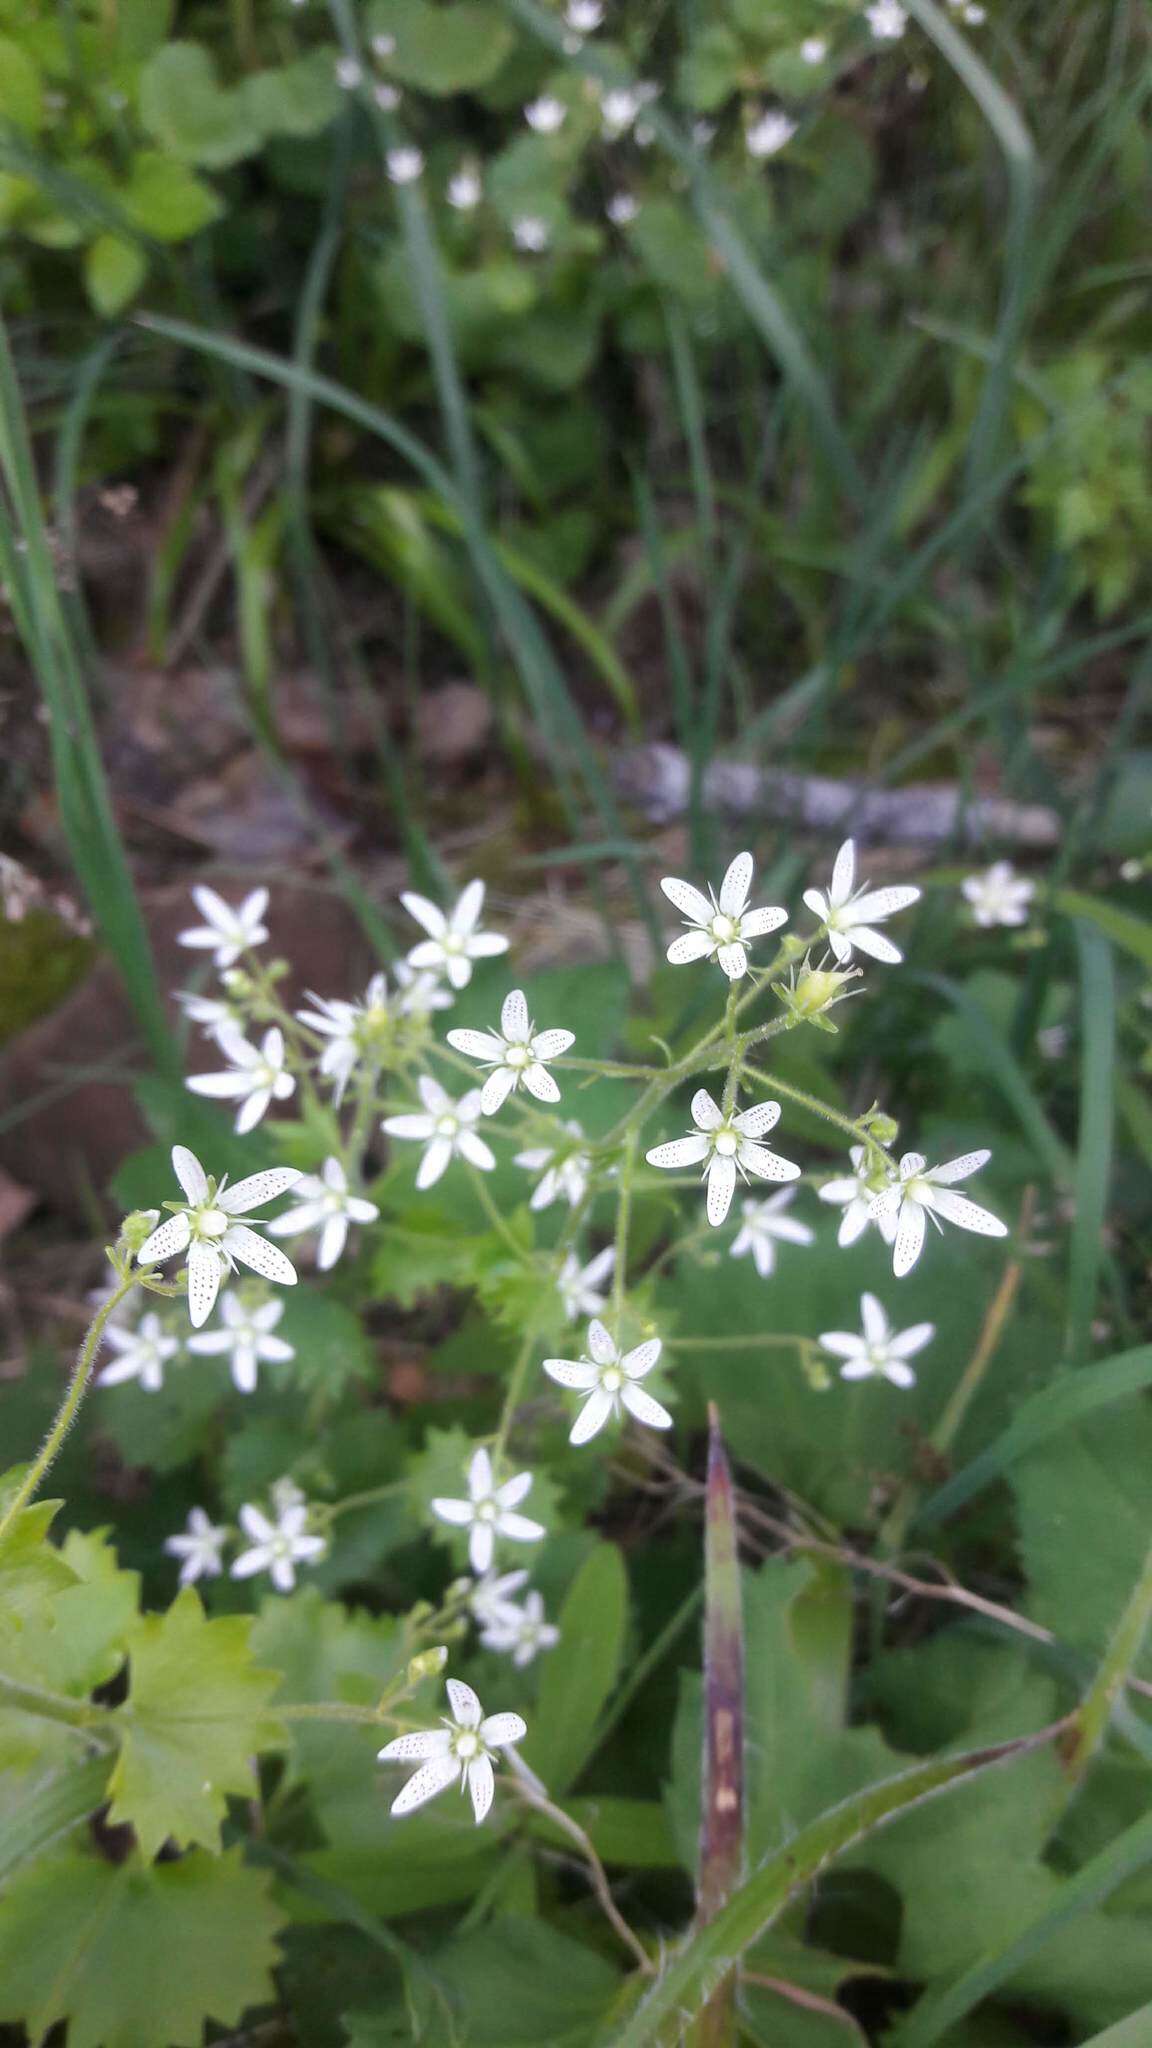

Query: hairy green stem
0,1266,138,1545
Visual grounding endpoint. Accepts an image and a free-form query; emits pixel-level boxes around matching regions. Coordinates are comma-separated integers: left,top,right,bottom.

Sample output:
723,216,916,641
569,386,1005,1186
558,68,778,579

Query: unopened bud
121,1208,160,1256
406,1645,448,1685
793,965,857,1015
864,1111,898,1147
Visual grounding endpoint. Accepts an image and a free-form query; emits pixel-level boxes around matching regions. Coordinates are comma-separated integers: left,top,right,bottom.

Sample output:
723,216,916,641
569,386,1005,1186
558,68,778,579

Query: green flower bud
406,1645,449,1685
121,1208,160,1256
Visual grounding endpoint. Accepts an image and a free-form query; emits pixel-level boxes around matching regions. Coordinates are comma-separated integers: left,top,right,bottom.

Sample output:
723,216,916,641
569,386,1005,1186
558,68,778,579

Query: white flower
448,166,482,210
382,1076,495,1188
514,1121,590,1209
374,81,401,110
177,885,269,969
866,0,908,37
730,1189,814,1277
566,0,603,30
803,840,920,966
135,1145,301,1329
819,1291,934,1388
371,31,397,56
746,109,797,158
692,118,716,146
176,972,246,1043
480,1590,560,1668
164,1507,228,1586
186,1290,295,1394
606,192,639,225
963,4,986,21
297,971,401,1106
469,1568,529,1630
231,1499,326,1593
395,959,454,1016
335,56,363,90
870,1149,1008,1277
267,1156,379,1269
98,1310,180,1392
818,1143,898,1247
513,215,550,251
661,852,787,981
801,35,829,61
185,1024,296,1134
387,147,424,185
557,1246,615,1321
447,988,574,1115
271,1475,306,1515
525,95,566,133
378,1678,526,1825
961,861,1035,928
431,1448,546,1574
402,879,509,990
599,84,657,137
646,1088,800,1228
543,1318,670,1445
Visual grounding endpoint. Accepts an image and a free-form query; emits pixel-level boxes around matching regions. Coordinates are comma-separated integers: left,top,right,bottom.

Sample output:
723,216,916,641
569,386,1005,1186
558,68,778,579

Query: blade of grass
1066,921,1116,1364
910,971,1071,1184
693,1406,745,2048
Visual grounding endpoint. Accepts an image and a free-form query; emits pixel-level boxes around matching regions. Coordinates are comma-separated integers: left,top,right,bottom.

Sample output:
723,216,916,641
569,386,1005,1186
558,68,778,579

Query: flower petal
819,1333,864,1359
400,890,446,939
390,1753,461,1815
469,1447,493,1499
622,1338,661,1379
224,1226,298,1287
570,1388,614,1444
495,1471,533,1510
378,1729,452,1761
843,924,902,965
447,1677,483,1727
890,1321,935,1357
501,988,530,1041
530,1029,575,1061
522,1064,562,1104
661,877,712,925
690,1089,723,1130
468,1752,495,1823
447,1029,505,1062
382,1113,436,1142
543,1358,600,1390
646,1135,710,1170
186,1241,223,1329
431,1497,473,1526
457,1131,496,1172
829,839,856,906
733,1099,780,1139
171,1146,208,1204
220,1168,303,1215
480,1712,526,1748
739,905,788,939
716,942,747,981
416,1137,453,1190
860,1293,888,1346
926,1149,992,1186
928,1189,1007,1238
667,930,715,965
893,1200,927,1278
497,1512,545,1544
480,1067,517,1115
707,1153,737,1227
137,1213,191,1266
587,1318,616,1365
848,885,921,923
719,851,754,918
454,878,486,934
621,1383,672,1430
737,1142,800,1184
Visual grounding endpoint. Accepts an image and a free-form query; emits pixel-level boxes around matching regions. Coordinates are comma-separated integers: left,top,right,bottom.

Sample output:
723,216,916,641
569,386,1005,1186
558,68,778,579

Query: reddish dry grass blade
694,1402,745,2048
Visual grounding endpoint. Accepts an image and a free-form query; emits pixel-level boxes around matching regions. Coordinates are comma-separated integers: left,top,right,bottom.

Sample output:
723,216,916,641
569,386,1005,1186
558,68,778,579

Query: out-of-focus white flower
606,191,639,225
176,971,247,1044
1038,1023,1069,1060
297,974,387,1106
661,852,787,981
387,146,424,184
335,56,363,90
961,861,1035,928
469,1568,529,1631
480,1589,560,1667
271,1475,306,1515
515,1121,590,1210
382,1076,495,1187
267,1156,379,1269
543,1318,670,1445
371,31,397,56
513,215,550,251
557,1246,615,1322
374,81,401,110
871,1149,1008,1277
431,1448,545,1574
692,118,716,146
730,1189,814,1277
402,879,509,990
395,959,454,1015
136,1146,301,1328
185,1024,295,1134
98,1310,180,1392
646,1088,800,1228
866,0,908,38
746,108,797,158
187,1290,295,1393
231,1499,326,1593
525,95,566,133
448,988,574,1115
801,35,829,61
566,0,603,30
177,886,268,969
819,1291,934,1387
448,166,482,210
599,82,657,138
378,1678,526,1824
803,840,920,965
818,1143,898,1247
165,1507,228,1586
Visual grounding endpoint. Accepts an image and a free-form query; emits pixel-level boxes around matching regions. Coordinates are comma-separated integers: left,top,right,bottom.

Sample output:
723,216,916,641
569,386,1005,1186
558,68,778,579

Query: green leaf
366,0,514,92
1079,2010,1152,2048
1012,1407,1152,1678
1067,922,1116,1362
522,1543,627,1794
108,1589,285,1858
0,37,43,132
0,1756,112,1886
1052,888,1152,970
138,42,259,169
431,1915,620,2042
277,1287,373,1399
245,54,342,138
0,1847,283,2048
121,151,221,242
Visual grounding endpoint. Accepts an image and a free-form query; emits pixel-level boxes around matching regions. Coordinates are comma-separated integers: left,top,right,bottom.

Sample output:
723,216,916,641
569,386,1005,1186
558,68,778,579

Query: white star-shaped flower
135,1145,301,1328
378,1678,526,1825
803,840,920,966
819,1291,934,1387
186,1290,295,1393
515,1121,590,1210
661,852,787,981
646,1088,800,1228
961,861,1035,928
479,1589,560,1668
746,109,796,158
557,1245,615,1321
469,1568,529,1631
402,879,509,991
447,988,574,1115
176,973,246,1043
267,1156,380,1269
543,1318,670,1445
185,1024,296,1134
98,1310,180,1392
387,146,424,184
382,1076,495,1188
230,1498,326,1593
448,166,482,210
818,1143,898,1246
431,1448,546,1574
729,1189,814,1277
870,1149,1008,1277
177,885,269,969
525,95,566,133
866,0,908,37
164,1506,229,1586
395,960,454,1016
297,971,393,1106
